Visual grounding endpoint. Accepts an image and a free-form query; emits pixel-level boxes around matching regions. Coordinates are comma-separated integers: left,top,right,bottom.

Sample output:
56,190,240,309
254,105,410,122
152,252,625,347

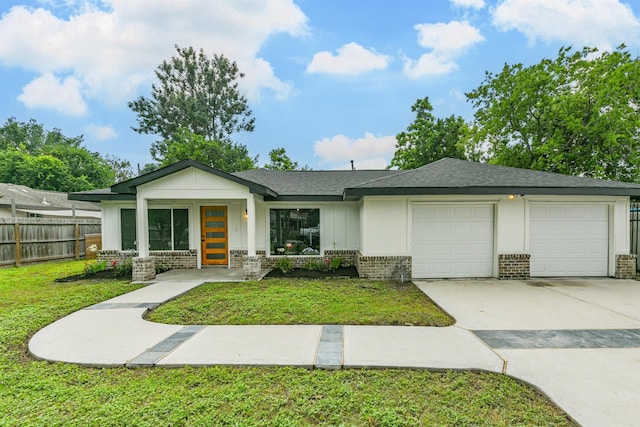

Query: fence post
75,223,80,260
14,222,21,266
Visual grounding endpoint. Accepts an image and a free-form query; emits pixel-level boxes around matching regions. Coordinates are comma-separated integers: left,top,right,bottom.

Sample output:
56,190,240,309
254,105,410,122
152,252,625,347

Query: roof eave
69,193,136,202
343,186,640,198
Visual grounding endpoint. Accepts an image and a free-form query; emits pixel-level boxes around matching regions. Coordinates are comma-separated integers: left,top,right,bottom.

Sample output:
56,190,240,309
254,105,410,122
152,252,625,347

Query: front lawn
147,279,454,326
0,261,575,426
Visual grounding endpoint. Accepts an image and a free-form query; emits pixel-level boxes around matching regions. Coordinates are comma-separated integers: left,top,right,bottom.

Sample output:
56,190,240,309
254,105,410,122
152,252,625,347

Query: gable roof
343,158,640,198
233,169,400,200
69,157,640,202
110,159,277,197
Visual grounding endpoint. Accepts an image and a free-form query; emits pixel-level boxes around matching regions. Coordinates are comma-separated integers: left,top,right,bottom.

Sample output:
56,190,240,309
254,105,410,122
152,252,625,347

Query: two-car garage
411,202,610,279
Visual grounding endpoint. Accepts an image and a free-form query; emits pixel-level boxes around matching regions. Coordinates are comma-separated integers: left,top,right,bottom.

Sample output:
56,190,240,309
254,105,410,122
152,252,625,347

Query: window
120,209,136,250
120,208,189,251
270,208,320,255
148,208,189,250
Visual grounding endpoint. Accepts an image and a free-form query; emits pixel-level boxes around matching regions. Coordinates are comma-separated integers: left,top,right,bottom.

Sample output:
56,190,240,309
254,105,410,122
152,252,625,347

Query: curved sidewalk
28,279,504,372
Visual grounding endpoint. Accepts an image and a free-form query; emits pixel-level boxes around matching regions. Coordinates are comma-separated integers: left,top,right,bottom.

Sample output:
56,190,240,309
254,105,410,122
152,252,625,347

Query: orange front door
200,206,228,265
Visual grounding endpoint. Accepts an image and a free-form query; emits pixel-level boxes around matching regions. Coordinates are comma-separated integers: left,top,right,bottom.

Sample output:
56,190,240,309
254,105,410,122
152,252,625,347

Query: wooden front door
200,206,228,265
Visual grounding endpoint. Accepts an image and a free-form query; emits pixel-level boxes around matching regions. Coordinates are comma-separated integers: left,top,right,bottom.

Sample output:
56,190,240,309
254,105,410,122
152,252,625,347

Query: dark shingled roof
343,158,640,198
67,158,640,202
233,169,400,200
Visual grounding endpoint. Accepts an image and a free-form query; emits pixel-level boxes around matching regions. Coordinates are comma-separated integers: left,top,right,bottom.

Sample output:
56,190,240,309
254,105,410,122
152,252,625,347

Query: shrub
330,257,343,270
275,257,294,273
304,260,323,271
112,260,133,278
84,260,107,275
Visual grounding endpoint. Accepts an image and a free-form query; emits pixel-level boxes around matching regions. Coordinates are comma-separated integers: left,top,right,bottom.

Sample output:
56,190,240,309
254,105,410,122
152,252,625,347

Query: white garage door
412,204,494,278
530,204,609,276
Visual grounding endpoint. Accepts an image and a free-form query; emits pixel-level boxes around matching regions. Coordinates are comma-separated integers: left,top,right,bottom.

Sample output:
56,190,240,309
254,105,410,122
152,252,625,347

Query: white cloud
306,42,390,75
404,21,484,78
313,133,397,169
493,0,640,49
0,0,308,114
17,73,87,116
450,0,485,9
85,124,118,141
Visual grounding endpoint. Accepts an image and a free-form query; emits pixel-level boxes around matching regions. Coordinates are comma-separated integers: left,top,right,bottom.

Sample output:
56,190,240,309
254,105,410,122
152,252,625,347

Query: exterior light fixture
243,209,248,220
507,194,516,200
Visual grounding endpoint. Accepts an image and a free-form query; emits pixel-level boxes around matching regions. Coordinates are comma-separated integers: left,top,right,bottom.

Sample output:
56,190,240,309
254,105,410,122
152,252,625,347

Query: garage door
530,204,609,276
412,204,494,278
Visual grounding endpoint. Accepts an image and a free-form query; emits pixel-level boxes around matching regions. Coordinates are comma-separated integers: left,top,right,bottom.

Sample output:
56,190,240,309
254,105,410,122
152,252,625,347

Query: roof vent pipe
350,160,355,171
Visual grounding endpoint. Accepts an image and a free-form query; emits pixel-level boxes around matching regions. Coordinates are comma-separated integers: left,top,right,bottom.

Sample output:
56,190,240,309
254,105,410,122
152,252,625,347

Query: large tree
0,117,128,191
156,127,256,172
129,45,256,169
465,45,640,182
389,97,468,170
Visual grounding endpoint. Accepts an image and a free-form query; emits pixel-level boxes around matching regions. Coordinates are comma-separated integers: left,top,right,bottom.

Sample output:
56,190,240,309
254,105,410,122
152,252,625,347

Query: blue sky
1,0,639,171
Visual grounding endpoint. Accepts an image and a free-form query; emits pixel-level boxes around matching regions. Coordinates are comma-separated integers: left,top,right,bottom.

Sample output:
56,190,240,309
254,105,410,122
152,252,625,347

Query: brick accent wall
153,250,197,270
98,250,196,270
498,254,531,279
257,250,357,269
132,256,156,282
230,250,247,269
615,254,637,279
243,255,262,280
356,251,412,281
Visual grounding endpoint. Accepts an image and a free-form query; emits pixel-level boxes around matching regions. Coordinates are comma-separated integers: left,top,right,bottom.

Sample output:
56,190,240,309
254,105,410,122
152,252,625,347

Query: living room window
120,208,189,251
270,208,320,255
148,209,189,250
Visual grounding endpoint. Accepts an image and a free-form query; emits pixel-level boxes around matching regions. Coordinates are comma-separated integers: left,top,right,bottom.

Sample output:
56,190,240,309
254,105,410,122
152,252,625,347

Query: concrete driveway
416,278,640,427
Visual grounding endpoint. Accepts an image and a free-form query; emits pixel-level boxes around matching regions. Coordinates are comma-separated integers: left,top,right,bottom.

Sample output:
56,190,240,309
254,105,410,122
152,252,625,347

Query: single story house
69,157,640,281
0,183,101,219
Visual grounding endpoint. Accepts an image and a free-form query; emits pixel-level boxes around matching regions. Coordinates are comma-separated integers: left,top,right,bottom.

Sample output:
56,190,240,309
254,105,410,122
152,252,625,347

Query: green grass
147,279,454,326
0,261,575,426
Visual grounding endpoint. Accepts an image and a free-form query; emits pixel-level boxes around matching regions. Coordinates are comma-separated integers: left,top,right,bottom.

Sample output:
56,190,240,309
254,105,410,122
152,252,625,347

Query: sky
0,0,639,172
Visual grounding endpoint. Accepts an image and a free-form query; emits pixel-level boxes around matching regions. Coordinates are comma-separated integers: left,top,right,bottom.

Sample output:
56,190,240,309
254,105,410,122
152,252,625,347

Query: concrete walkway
29,276,640,426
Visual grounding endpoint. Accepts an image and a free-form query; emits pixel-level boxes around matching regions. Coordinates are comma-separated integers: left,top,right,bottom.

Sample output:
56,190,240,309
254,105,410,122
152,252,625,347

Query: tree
0,117,130,191
104,155,135,183
264,147,310,170
129,45,255,166
465,45,640,182
389,97,468,170
155,127,256,172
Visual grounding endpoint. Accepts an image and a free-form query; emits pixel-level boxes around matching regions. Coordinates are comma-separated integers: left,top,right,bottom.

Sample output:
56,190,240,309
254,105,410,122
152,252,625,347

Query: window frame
119,206,191,251
268,207,321,256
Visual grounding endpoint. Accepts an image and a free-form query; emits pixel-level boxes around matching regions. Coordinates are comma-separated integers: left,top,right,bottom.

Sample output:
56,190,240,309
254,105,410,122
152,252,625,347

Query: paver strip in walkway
127,325,205,367
474,329,640,349
315,325,343,369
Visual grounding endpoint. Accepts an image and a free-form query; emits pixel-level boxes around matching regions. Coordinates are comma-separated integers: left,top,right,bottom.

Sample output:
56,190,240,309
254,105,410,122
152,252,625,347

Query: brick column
498,254,530,279
243,255,261,280
615,254,637,279
132,256,156,282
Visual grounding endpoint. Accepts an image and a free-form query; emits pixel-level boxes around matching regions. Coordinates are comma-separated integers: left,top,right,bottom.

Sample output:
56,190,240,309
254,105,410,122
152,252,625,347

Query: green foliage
153,127,256,172
84,260,107,275
111,260,133,277
466,45,640,182
275,257,295,274
389,97,468,169
129,45,256,170
303,260,323,271
0,117,131,191
148,279,455,326
265,147,310,170
330,257,343,270
0,261,573,426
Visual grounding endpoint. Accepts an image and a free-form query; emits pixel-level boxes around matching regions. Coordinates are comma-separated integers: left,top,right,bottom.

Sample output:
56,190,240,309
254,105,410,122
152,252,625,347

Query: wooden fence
0,217,101,266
